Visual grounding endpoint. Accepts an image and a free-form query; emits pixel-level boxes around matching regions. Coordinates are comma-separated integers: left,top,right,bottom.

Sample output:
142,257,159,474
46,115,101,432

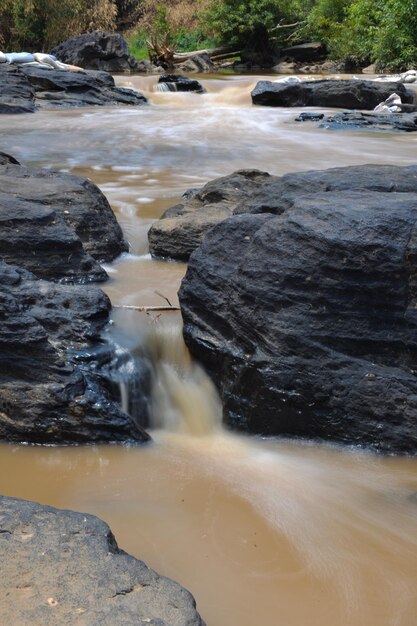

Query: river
0,74,416,626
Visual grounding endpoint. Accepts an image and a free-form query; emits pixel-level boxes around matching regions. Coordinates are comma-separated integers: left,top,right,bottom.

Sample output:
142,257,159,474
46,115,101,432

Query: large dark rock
0,63,147,113
0,261,149,444
0,496,204,625
251,79,414,110
148,170,271,260
179,165,417,453
51,31,142,73
0,64,36,113
0,159,128,282
158,74,205,93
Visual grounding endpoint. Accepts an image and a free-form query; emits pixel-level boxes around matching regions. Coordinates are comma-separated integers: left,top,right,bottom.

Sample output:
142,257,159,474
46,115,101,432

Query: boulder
251,79,414,110
0,64,36,113
21,64,147,108
179,165,417,453
280,42,326,63
177,53,214,73
0,496,204,625
0,261,149,444
148,170,271,260
51,31,142,73
0,159,128,282
158,74,205,93
0,63,147,113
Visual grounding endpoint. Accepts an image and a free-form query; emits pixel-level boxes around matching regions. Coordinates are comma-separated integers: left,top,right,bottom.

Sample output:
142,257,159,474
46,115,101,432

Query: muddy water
0,75,417,625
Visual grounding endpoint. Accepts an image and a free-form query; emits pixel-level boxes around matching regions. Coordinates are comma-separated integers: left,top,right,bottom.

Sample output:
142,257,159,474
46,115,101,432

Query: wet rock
320,110,417,131
295,112,325,122
148,170,271,260
21,65,147,108
0,64,36,113
280,42,326,62
0,261,149,444
251,79,414,110
0,496,204,625
0,159,128,282
0,63,147,113
158,74,205,93
179,164,417,453
295,110,417,132
51,31,142,73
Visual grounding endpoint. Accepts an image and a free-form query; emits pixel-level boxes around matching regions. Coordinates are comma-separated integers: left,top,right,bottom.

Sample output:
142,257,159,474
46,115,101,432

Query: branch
270,21,305,32
113,304,180,312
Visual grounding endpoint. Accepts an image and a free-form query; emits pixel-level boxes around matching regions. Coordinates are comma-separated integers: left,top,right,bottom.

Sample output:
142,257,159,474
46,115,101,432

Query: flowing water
0,74,416,626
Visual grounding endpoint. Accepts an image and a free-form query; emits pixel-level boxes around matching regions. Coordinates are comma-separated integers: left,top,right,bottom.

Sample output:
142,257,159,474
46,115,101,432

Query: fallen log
113,304,180,312
172,45,241,62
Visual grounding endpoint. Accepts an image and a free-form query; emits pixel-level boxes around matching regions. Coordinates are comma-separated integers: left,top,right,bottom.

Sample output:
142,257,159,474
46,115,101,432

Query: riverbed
0,74,416,626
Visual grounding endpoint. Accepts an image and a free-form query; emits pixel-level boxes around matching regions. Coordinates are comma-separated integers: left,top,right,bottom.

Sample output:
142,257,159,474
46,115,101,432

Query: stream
0,74,416,626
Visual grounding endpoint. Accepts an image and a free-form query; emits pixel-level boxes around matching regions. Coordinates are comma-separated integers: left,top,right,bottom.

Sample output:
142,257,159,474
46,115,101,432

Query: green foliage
203,0,302,47
0,0,117,51
304,0,417,70
126,31,149,59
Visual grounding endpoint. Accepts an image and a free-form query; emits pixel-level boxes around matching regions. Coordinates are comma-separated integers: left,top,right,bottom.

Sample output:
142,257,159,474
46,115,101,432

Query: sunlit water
0,74,416,626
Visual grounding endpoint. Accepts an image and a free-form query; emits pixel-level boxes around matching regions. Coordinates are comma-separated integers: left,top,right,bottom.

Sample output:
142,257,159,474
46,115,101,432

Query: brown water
0,74,416,625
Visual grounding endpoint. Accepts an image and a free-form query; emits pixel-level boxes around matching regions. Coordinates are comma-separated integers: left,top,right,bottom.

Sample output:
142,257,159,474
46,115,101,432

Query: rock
280,42,326,62
321,111,417,132
251,79,414,110
0,64,36,113
272,61,298,74
177,53,214,73
148,170,271,260
0,496,204,625
0,63,147,113
295,112,325,122
0,260,149,444
20,64,147,108
179,165,417,453
51,31,142,73
158,74,205,94
295,110,417,132
362,63,377,74
0,159,128,282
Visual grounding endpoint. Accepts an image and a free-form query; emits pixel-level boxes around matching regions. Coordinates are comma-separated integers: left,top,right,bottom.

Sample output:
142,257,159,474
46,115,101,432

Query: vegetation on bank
1,0,416,71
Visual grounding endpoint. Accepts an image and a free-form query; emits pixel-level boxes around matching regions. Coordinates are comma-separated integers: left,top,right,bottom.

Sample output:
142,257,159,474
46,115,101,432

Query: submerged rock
0,159,127,282
0,261,149,444
320,110,417,132
0,63,147,113
179,164,417,453
51,31,142,73
0,496,204,625
148,170,271,260
251,79,414,110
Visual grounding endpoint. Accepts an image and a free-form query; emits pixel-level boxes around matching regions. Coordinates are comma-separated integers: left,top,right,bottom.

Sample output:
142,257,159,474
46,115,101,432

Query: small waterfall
145,319,222,435
111,316,222,436
156,82,179,92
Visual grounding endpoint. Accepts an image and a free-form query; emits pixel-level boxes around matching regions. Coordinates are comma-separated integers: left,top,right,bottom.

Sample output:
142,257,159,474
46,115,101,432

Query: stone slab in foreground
179,164,417,453
0,496,204,626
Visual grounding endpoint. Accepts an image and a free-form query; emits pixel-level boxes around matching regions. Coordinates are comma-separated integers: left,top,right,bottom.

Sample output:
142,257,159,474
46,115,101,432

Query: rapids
0,74,416,626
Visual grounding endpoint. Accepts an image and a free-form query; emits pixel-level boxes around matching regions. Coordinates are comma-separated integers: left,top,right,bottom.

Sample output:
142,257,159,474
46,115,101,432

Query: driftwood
113,304,180,312
172,45,241,62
